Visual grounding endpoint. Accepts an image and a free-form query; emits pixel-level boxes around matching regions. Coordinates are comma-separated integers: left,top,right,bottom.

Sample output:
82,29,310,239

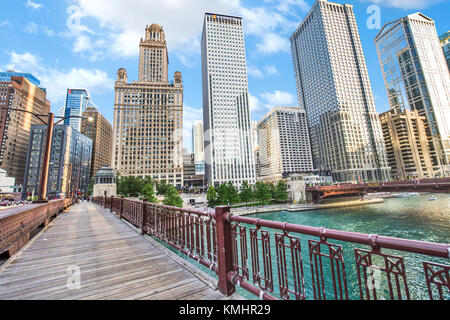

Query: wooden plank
0,202,241,300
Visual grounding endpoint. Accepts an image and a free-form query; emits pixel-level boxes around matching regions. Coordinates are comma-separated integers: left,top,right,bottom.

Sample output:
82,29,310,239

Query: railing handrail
227,214,449,258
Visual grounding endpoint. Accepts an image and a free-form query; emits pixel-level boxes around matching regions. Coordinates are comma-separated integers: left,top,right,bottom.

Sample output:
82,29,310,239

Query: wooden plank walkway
0,202,241,300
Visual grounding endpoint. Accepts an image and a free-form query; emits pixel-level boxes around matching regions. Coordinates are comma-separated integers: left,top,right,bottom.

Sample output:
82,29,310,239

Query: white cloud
260,90,295,107
248,92,267,113
255,32,290,55
263,65,279,76
4,51,113,106
0,20,12,28
24,22,39,34
24,22,55,37
64,0,304,58
247,65,264,78
359,0,443,9
26,0,43,10
248,64,280,78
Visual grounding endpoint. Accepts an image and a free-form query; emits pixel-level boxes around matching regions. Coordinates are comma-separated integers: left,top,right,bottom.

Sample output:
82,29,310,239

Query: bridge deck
0,202,238,300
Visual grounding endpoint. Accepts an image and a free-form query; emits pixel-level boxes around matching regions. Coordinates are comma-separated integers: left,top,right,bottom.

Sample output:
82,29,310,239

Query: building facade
0,169,15,194
379,107,433,180
257,107,313,182
290,0,390,182
63,89,94,132
92,166,117,198
375,13,450,177
81,106,113,178
0,72,51,186
23,124,92,199
113,24,184,188
192,121,205,175
183,148,205,189
201,13,256,188
439,31,450,72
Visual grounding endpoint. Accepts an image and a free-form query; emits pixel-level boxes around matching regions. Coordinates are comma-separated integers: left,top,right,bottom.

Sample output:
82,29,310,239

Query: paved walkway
0,202,239,300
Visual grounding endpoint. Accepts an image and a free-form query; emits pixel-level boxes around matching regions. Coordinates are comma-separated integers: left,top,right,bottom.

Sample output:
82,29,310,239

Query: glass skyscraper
375,13,450,177
290,0,390,182
201,13,256,188
439,31,450,72
23,124,92,199
63,88,94,132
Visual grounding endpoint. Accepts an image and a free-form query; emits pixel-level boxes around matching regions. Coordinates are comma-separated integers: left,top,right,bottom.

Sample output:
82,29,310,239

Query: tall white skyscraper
192,121,205,175
201,13,256,188
257,107,314,182
375,13,450,177
290,0,390,182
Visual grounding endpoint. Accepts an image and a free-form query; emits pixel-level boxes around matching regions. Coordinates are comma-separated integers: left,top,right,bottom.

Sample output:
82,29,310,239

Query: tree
142,180,158,203
162,185,183,207
239,181,254,203
226,182,240,205
156,180,170,195
87,177,95,197
255,182,272,205
206,185,218,206
274,180,289,202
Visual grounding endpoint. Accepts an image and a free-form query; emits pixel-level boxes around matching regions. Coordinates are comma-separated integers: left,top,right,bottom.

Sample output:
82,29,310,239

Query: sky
1,0,449,152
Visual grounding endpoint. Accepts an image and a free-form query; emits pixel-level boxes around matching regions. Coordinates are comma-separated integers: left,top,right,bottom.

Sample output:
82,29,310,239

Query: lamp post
0,107,93,203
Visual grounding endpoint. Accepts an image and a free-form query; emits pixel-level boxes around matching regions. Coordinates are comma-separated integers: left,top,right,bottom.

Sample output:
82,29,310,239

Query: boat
393,193,410,198
428,195,437,201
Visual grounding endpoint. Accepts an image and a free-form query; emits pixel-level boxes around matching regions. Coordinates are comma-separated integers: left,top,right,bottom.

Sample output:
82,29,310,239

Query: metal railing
93,196,450,300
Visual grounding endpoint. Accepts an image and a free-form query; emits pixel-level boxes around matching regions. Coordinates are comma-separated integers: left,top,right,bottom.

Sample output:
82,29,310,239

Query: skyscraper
0,72,51,186
201,13,256,188
379,107,433,180
23,124,92,199
257,107,314,182
192,121,205,175
290,0,390,182
81,106,113,178
439,31,450,72
375,13,450,177
113,24,184,187
63,89,94,132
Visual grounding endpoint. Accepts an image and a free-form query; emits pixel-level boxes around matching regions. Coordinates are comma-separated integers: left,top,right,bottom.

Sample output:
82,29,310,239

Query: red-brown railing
0,198,75,257
92,196,450,300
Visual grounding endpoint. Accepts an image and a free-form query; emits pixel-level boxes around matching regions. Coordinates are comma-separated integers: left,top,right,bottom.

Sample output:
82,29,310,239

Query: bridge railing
92,196,450,300
0,198,75,257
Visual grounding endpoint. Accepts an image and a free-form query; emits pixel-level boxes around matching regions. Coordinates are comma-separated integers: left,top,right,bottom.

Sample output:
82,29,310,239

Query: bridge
306,178,450,203
0,197,449,300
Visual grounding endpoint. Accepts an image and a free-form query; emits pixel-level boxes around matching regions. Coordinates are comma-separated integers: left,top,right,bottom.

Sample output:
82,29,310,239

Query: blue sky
1,0,449,152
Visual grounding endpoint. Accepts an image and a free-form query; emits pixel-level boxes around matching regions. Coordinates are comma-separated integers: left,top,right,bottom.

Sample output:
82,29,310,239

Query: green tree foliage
206,185,218,206
142,182,158,203
255,181,272,205
274,180,289,202
87,177,95,196
156,180,170,195
216,182,240,205
117,176,144,197
162,185,183,207
239,181,254,203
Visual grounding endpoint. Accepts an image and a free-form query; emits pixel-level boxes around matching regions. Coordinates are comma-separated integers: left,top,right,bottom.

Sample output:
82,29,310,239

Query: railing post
110,196,114,212
141,199,147,235
119,196,124,219
215,206,235,296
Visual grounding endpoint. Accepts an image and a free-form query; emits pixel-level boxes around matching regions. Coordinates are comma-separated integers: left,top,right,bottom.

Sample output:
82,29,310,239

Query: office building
192,121,205,175
81,106,113,178
201,13,256,188
64,88,95,132
290,0,390,182
0,72,51,186
379,107,433,180
439,31,450,72
23,124,92,199
113,24,184,188
375,13,450,177
257,107,313,182
183,148,205,189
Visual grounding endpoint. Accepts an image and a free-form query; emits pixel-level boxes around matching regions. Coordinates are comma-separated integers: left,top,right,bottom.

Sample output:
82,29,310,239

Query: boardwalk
0,202,240,300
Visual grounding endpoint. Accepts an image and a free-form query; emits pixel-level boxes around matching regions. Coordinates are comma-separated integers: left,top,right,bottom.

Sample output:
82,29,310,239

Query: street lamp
0,107,93,203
